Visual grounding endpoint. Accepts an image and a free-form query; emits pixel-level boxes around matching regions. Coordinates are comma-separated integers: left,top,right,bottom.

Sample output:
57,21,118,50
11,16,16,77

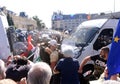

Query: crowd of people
0,29,120,84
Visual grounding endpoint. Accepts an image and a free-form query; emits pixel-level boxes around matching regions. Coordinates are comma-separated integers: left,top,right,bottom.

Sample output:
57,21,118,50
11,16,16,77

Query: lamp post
114,0,115,12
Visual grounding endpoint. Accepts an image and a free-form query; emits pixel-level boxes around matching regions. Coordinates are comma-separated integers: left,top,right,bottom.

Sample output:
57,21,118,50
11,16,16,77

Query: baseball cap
48,39,58,46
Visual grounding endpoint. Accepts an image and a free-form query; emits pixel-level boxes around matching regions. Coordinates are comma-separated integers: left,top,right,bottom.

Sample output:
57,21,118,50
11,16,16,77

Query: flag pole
113,0,115,12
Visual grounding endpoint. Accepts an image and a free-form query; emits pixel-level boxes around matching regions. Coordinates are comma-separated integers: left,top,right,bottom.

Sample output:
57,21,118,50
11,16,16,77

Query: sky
1,0,120,28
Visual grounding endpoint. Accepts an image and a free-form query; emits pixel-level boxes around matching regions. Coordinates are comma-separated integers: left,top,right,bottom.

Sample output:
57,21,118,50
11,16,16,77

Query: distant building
91,12,120,19
51,11,120,32
51,11,89,32
19,12,28,18
11,15,37,30
0,6,37,30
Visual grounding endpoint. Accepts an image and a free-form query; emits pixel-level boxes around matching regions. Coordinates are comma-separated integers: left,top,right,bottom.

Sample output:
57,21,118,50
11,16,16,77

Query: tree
33,16,46,31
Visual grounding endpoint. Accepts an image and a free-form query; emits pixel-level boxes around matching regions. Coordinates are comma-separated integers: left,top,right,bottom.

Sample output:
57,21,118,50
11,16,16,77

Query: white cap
48,39,58,46
62,48,74,57
42,34,49,38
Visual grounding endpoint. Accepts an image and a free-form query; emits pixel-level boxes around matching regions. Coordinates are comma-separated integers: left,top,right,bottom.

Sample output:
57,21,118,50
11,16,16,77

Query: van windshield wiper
75,42,86,47
75,29,99,59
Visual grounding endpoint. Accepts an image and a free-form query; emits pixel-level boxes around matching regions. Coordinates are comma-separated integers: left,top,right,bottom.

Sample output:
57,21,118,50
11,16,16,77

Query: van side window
93,29,113,50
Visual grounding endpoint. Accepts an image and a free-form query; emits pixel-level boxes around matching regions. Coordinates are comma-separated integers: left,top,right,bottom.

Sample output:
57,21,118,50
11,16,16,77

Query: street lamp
114,0,115,12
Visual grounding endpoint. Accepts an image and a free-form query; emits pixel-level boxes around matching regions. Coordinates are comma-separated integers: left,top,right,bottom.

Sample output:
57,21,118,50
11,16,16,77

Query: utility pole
114,0,115,12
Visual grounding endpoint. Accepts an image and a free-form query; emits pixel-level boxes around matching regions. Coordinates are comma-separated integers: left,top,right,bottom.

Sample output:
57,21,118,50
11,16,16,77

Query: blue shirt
55,57,80,84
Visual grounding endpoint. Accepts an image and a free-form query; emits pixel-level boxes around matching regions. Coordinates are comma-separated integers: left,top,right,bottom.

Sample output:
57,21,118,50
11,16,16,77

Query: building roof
52,12,88,21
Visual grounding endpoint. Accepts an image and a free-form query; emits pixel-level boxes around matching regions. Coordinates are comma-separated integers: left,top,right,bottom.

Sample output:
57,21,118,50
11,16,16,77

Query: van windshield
62,27,100,47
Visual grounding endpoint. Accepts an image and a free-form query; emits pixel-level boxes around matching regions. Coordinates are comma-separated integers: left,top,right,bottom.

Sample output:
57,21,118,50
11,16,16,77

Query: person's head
27,62,52,84
62,48,74,58
41,34,51,43
0,79,17,84
100,46,109,60
48,39,58,50
6,63,30,82
0,59,6,79
12,56,28,65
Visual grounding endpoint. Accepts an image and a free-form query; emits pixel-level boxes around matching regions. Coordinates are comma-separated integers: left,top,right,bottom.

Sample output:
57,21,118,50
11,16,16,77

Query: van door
0,14,11,61
93,28,113,51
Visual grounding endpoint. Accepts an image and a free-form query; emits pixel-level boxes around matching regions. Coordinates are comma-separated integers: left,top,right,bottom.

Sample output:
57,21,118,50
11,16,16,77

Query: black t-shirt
90,55,107,78
90,55,107,68
40,46,50,65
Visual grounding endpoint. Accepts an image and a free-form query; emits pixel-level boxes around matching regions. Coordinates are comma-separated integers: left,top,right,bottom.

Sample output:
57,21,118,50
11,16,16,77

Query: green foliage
33,16,46,31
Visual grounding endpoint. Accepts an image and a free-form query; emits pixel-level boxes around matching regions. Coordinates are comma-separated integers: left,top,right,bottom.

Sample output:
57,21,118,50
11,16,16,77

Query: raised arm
78,56,91,73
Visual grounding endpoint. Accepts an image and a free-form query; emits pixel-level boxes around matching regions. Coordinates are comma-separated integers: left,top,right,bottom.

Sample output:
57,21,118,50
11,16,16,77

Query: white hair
0,79,17,84
27,62,52,84
62,48,74,57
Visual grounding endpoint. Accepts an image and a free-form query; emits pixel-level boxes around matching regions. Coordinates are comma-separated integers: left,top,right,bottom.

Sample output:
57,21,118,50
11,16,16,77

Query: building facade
11,14,37,30
51,11,89,32
0,6,37,30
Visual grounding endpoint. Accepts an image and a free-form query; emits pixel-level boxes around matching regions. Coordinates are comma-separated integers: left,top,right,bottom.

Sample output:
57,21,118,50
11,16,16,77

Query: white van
0,12,11,61
61,18,119,63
